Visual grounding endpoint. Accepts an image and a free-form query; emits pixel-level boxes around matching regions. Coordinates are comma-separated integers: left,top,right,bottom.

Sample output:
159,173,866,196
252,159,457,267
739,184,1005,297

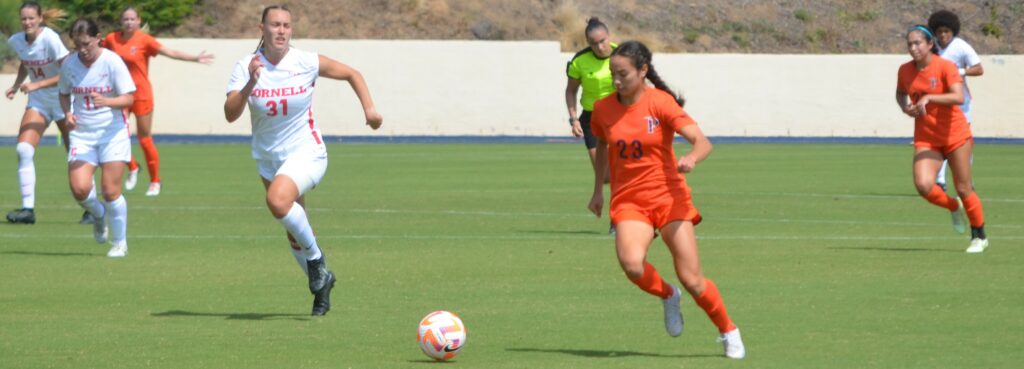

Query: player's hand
90,92,110,108
19,82,37,94
588,192,603,218
571,121,583,138
913,96,929,116
248,55,263,82
677,155,697,173
365,108,383,130
901,104,918,117
65,113,78,130
196,50,215,65
5,87,16,100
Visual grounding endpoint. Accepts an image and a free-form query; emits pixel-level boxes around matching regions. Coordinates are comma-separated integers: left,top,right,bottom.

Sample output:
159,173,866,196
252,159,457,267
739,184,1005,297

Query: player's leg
913,147,965,233
614,216,680,336
935,160,948,191
135,109,161,196
99,159,128,257
660,220,743,359
948,141,988,253
6,109,48,224
68,158,107,244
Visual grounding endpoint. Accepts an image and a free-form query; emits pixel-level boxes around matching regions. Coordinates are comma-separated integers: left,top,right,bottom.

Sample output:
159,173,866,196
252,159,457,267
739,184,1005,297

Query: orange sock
961,192,985,228
128,156,140,171
923,185,958,211
693,279,737,333
139,136,160,183
627,262,673,300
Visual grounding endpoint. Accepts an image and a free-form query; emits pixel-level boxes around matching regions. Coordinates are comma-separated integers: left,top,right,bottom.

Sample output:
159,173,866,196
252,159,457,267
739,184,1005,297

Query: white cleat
966,238,989,253
719,328,746,359
951,198,967,234
662,285,684,337
107,242,127,258
145,182,161,197
92,216,108,244
125,168,139,191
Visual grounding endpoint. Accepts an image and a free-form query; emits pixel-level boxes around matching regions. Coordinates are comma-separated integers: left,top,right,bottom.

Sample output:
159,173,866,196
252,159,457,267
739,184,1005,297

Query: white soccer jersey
227,48,325,161
937,37,981,119
8,27,69,100
58,49,136,135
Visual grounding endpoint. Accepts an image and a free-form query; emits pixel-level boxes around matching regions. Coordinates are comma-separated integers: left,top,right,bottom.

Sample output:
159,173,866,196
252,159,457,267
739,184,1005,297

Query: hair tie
909,25,934,39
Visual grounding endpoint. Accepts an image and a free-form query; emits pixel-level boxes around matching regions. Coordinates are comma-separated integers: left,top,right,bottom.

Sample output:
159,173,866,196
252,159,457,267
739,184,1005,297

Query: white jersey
227,47,325,161
8,27,69,101
937,37,981,120
58,49,136,137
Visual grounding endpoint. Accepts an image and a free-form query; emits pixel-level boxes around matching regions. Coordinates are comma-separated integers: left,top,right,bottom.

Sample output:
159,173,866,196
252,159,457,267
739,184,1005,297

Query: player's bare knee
69,185,91,201
266,194,292,218
679,272,705,295
913,178,934,195
619,259,645,280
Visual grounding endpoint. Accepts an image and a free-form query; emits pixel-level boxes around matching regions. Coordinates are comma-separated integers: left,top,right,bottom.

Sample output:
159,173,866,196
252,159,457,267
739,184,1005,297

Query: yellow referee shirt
566,44,616,111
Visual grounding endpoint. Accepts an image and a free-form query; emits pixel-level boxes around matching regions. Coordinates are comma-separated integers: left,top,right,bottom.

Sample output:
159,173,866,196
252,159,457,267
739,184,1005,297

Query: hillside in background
170,0,1021,54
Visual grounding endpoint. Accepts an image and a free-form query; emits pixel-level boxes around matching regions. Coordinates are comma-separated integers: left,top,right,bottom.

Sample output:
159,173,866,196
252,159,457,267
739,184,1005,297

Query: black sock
971,225,986,240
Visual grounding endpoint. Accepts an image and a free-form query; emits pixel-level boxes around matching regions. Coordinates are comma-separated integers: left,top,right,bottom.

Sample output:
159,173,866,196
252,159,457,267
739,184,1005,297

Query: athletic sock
627,261,674,299
961,192,985,228
15,142,36,209
139,136,160,183
288,233,310,275
128,156,140,172
78,186,104,219
971,226,987,240
276,202,322,261
693,278,737,334
923,185,958,211
104,195,127,245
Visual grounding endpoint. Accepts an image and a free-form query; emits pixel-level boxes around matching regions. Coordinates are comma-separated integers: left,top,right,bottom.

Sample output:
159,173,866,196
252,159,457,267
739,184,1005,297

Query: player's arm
676,124,712,173
20,74,60,94
318,55,382,129
59,93,76,129
91,92,134,109
158,47,214,65
565,78,583,137
224,56,261,123
964,63,983,77
6,63,29,99
588,138,608,217
917,83,964,108
895,89,918,117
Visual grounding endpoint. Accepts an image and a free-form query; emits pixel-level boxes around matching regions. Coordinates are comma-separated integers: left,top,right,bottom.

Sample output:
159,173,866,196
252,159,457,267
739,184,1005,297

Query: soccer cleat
966,238,989,253
6,208,35,224
719,328,746,359
662,285,684,337
79,210,96,225
608,223,616,236
145,182,161,197
950,198,967,234
937,182,947,192
106,242,127,258
125,168,139,190
306,257,337,316
93,215,108,244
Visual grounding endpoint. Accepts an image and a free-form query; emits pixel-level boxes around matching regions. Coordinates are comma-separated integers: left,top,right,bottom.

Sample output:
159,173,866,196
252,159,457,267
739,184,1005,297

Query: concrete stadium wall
2,39,1021,138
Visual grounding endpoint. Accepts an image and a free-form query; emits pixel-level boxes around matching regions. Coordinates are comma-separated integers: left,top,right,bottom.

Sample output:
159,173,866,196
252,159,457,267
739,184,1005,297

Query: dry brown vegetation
168,0,1022,54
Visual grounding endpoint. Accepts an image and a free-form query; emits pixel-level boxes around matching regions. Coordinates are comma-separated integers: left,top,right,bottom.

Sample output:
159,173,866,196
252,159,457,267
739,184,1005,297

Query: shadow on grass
2,250,100,257
517,229,604,236
405,359,459,364
828,246,960,253
506,347,718,359
152,310,310,321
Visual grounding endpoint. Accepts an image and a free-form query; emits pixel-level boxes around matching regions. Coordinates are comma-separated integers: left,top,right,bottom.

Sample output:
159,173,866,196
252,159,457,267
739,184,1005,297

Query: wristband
569,117,578,126
958,68,966,76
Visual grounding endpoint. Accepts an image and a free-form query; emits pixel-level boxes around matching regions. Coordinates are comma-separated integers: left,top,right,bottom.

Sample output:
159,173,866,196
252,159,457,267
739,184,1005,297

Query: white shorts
257,154,328,196
67,130,131,166
26,90,65,122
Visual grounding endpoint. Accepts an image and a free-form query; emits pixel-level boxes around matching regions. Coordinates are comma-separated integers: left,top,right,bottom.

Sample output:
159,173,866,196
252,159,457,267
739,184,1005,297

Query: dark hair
584,17,607,36
928,10,960,37
256,5,291,52
611,41,685,107
121,6,140,18
907,25,939,54
69,17,101,38
20,1,41,17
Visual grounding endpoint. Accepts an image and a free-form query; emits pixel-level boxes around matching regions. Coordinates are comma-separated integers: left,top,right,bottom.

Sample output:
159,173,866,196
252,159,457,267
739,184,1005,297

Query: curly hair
928,10,960,36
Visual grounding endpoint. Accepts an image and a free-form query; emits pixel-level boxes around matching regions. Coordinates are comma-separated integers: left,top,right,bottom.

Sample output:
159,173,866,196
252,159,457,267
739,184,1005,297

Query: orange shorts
914,136,972,155
611,196,702,229
129,98,154,117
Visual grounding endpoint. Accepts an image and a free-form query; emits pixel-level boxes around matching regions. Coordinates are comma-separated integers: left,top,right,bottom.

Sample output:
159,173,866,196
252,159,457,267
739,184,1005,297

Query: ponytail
40,8,66,30
611,40,685,107
646,66,685,107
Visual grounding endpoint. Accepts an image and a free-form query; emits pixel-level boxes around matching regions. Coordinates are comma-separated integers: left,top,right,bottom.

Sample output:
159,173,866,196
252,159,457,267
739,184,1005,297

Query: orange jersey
896,57,971,147
103,31,161,101
591,87,697,214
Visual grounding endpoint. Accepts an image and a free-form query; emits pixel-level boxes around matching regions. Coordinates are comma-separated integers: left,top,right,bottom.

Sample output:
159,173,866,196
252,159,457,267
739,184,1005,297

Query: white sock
104,195,127,245
276,202,322,260
936,159,948,186
78,186,104,219
290,246,309,275
16,142,35,209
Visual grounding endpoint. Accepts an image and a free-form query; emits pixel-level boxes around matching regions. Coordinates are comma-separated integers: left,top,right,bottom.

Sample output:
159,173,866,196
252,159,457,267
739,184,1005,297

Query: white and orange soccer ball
417,310,466,360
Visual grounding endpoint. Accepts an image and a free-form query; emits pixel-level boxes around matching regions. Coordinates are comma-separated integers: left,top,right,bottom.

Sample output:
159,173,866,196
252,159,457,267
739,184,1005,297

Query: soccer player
927,10,984,192
587,41,745,359
104,6,215,197
5,1,70,224
223,5,383,316
896,26,988,253
565,17,615,174
59,18,137,258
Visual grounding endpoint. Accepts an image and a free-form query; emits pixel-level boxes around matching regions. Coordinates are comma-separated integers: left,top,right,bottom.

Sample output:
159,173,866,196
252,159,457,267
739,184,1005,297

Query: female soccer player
896,26,988,253
59,18,137,258
5,1,70,224
104,6,215,196
927,10,984,192
587,41,744,359
565,17,615,168
224,5,383,316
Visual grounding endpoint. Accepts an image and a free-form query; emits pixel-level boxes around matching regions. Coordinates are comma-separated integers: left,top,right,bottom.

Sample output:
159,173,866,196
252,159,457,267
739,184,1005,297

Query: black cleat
311,272,336,316
79,210,96,225
306,257,337,316
6,208,35,224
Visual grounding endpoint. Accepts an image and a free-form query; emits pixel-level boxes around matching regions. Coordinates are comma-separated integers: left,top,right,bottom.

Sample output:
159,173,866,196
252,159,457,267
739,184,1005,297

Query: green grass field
1,142,1022,369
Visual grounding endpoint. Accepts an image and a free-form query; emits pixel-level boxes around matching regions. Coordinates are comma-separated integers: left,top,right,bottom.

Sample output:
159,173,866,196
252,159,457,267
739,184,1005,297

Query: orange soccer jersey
103,31,161,102
896,57,972,151
591,87,700,228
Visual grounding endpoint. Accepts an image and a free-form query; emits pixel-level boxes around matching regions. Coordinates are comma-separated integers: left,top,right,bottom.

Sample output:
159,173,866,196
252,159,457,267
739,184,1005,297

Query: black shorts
579,110,597,149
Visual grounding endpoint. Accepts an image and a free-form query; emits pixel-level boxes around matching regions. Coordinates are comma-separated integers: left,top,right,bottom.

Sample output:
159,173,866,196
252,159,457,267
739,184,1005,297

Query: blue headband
909,25,934,39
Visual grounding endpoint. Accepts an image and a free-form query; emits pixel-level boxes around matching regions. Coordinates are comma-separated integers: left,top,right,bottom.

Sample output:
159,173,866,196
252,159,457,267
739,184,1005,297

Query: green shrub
55,0,197,34
794,9,812,22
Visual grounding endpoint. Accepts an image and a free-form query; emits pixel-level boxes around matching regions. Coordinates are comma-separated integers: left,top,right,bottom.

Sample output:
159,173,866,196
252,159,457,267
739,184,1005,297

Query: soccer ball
417,310,466,360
